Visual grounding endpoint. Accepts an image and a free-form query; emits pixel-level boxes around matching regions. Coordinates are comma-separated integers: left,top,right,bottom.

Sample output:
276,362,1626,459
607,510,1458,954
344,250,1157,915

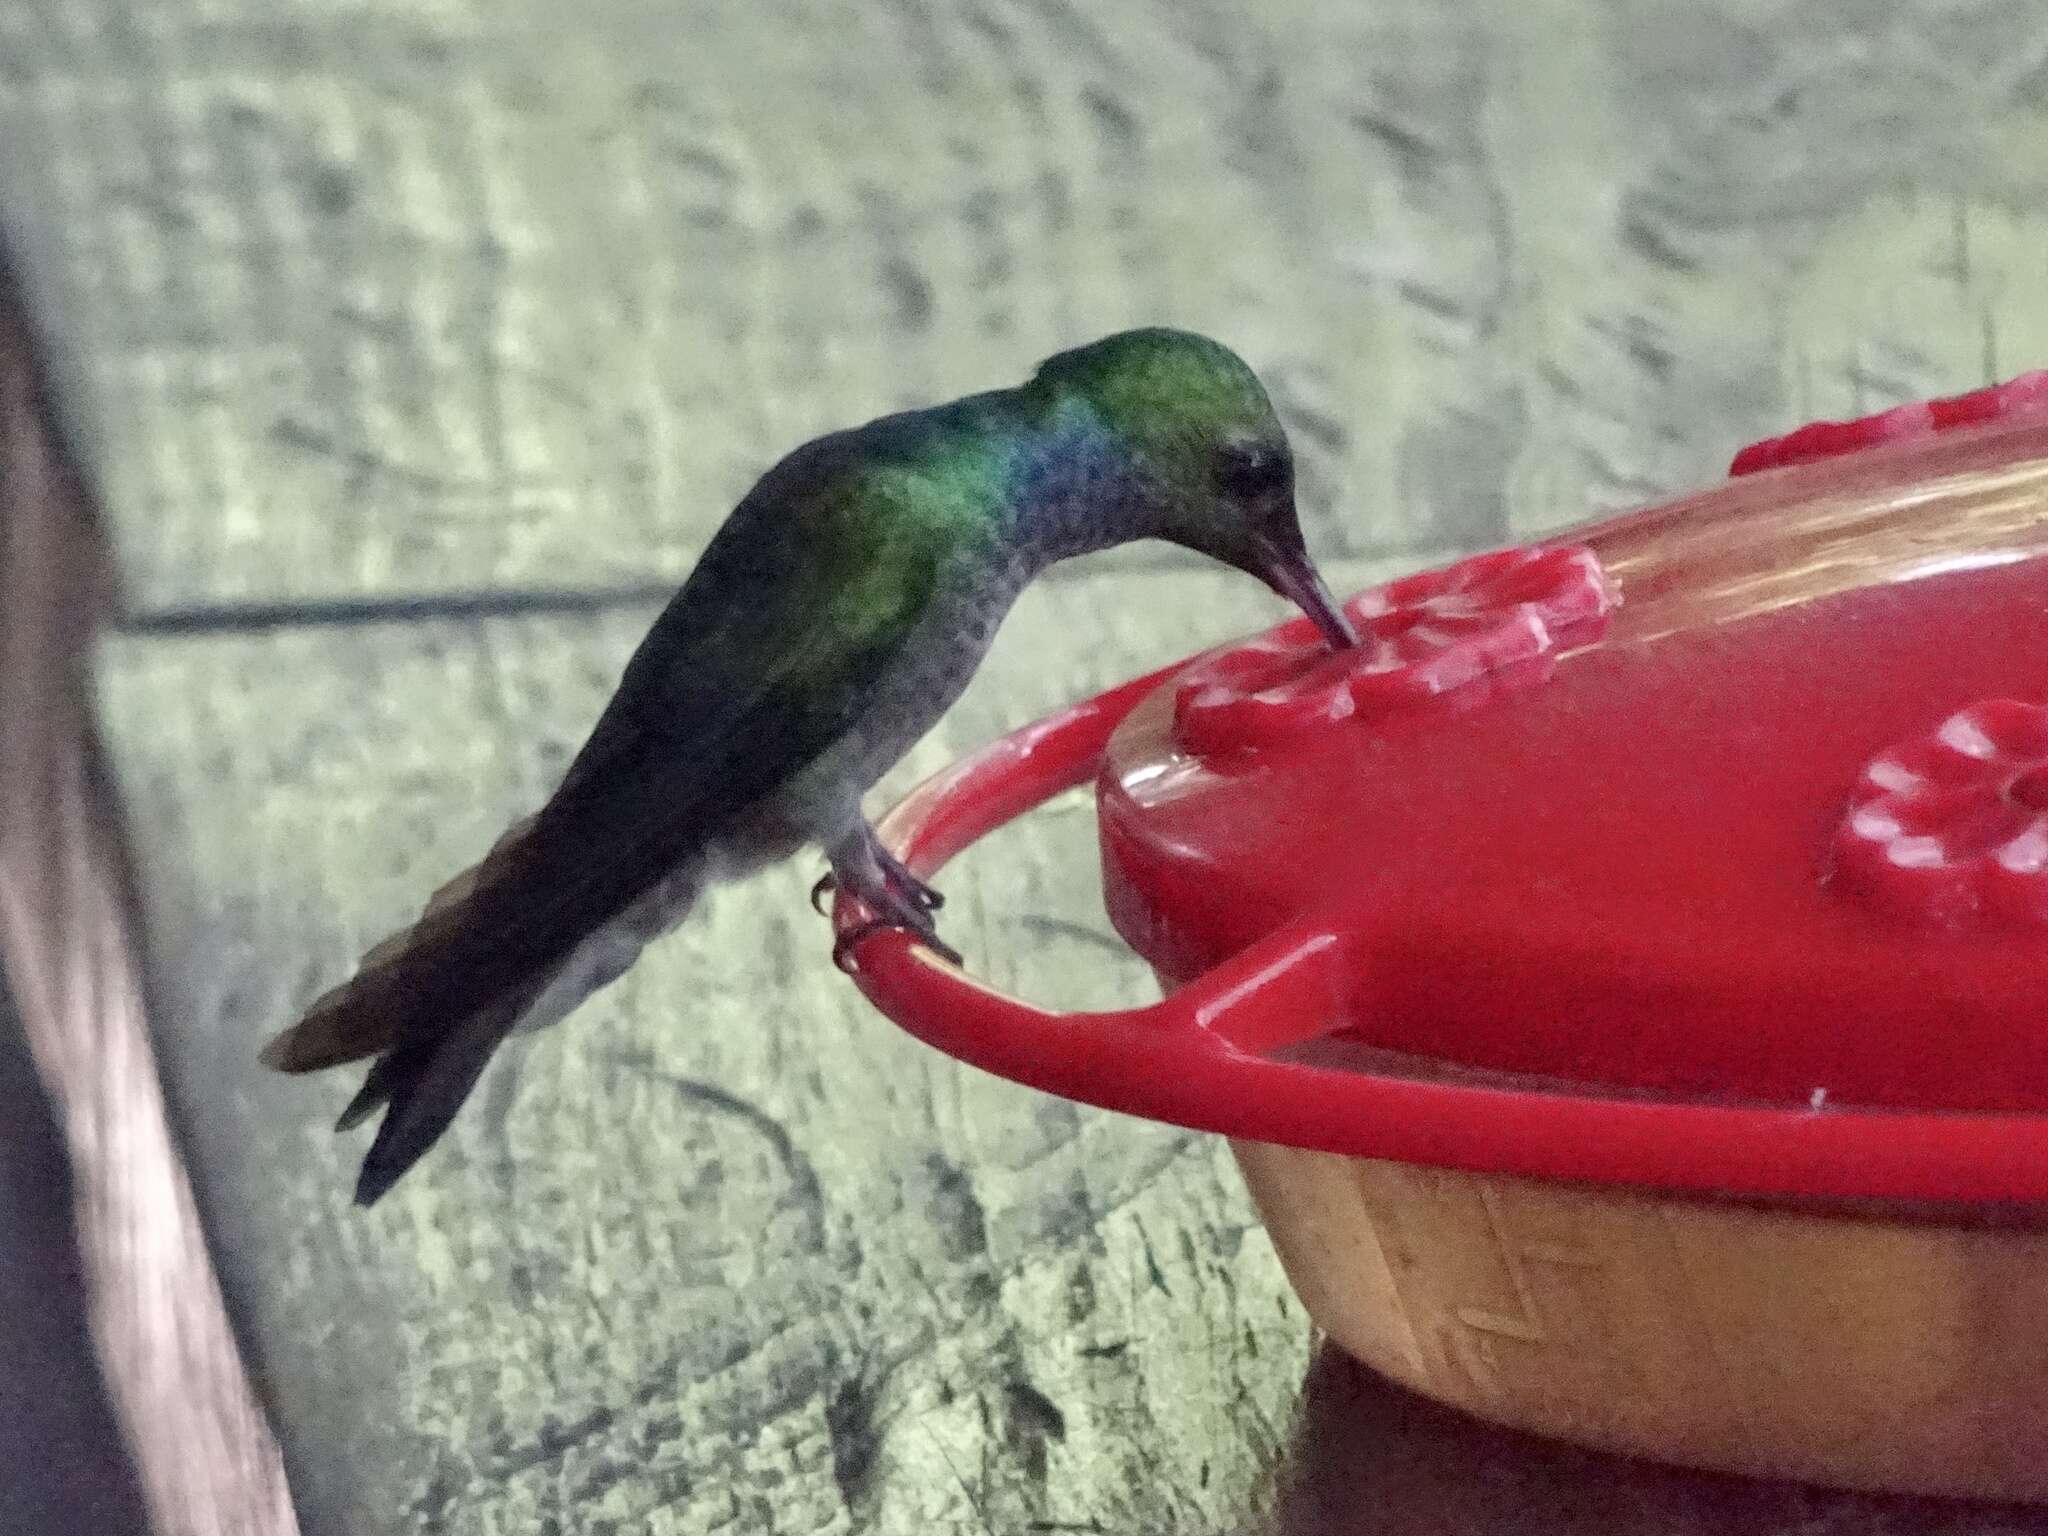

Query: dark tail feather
277,840,707,1204
346,988,536,1206
263,813,540,1076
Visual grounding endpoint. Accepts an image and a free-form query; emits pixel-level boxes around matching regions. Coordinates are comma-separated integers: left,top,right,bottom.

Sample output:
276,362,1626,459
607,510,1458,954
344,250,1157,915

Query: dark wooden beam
0,238,298,1535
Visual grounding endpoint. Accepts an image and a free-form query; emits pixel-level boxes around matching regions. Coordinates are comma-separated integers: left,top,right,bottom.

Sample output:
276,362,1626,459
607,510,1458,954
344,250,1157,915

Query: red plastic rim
835,667,2048,1209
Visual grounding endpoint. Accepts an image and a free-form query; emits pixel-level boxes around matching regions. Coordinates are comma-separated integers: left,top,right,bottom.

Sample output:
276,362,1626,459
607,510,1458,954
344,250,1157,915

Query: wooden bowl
1235,1143,2048,1501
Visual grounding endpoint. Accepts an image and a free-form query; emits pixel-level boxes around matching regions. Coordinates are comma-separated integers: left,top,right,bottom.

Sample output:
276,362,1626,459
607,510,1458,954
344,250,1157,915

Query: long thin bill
1265,554,1360,651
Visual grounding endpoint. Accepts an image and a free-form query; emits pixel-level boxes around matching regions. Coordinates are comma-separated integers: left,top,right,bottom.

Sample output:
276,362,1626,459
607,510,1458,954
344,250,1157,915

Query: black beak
1257,536,1358,651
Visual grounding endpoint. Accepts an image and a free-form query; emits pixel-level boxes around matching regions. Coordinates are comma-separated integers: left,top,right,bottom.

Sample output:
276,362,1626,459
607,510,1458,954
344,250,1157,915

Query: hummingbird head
1029,328,1358,650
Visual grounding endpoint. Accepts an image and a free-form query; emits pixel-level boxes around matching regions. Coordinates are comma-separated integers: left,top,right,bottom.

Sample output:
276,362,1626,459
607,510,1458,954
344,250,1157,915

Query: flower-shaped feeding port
1730,370,2048,477
1832,700,2048,927
1173,544,1617,755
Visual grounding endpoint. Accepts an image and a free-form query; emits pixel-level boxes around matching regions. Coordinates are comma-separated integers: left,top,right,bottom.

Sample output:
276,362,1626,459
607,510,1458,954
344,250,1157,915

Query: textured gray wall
5,0,2047,1530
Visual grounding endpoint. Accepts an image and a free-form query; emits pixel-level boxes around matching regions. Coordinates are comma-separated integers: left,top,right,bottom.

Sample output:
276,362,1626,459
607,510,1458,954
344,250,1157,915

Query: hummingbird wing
266,453,957,1201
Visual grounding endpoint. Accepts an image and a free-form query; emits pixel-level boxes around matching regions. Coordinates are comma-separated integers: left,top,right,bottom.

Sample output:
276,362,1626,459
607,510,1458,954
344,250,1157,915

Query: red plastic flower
1730,370,2048,477
1832,699,2048,927
1173,544,1617,754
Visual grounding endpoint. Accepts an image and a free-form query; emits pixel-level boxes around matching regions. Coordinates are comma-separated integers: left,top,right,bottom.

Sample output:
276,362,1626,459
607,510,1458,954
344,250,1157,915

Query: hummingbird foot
823,825,959,972
878,845,945,911
831,913,962,973
811,830,945,915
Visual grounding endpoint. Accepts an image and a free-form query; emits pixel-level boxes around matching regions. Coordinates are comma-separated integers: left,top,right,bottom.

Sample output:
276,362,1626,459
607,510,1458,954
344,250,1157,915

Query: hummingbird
263,328,1359,1205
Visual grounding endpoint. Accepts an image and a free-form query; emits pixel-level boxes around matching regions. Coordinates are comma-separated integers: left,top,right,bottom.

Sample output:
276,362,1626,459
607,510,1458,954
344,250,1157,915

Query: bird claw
889,867,944,912
811,859,944,917
832,917,963,975
819,834,955,972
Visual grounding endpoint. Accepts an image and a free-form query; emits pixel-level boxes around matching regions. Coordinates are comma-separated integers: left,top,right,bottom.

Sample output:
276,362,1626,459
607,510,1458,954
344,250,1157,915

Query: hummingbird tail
262,814,539,1074
338,857,709,1205
344,989,537,1206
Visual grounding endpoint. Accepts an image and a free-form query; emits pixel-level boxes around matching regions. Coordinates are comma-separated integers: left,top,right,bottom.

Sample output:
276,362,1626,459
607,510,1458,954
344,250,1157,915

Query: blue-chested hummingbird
264,328,1358,1204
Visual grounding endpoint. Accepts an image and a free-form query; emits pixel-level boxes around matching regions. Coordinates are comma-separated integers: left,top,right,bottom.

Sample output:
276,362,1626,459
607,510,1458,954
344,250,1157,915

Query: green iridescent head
1029,328,1355,647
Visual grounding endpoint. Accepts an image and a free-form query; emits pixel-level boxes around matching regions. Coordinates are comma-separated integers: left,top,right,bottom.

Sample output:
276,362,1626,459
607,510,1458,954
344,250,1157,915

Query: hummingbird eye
1213,439,1292,503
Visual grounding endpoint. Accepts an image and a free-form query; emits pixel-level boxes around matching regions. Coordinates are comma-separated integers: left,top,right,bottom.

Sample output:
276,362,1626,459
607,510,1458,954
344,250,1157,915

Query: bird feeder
834,372,2048,1501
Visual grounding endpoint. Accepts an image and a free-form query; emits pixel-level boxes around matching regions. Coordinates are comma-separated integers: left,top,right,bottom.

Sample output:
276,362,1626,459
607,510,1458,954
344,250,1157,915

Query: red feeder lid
842,404,2048,1206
